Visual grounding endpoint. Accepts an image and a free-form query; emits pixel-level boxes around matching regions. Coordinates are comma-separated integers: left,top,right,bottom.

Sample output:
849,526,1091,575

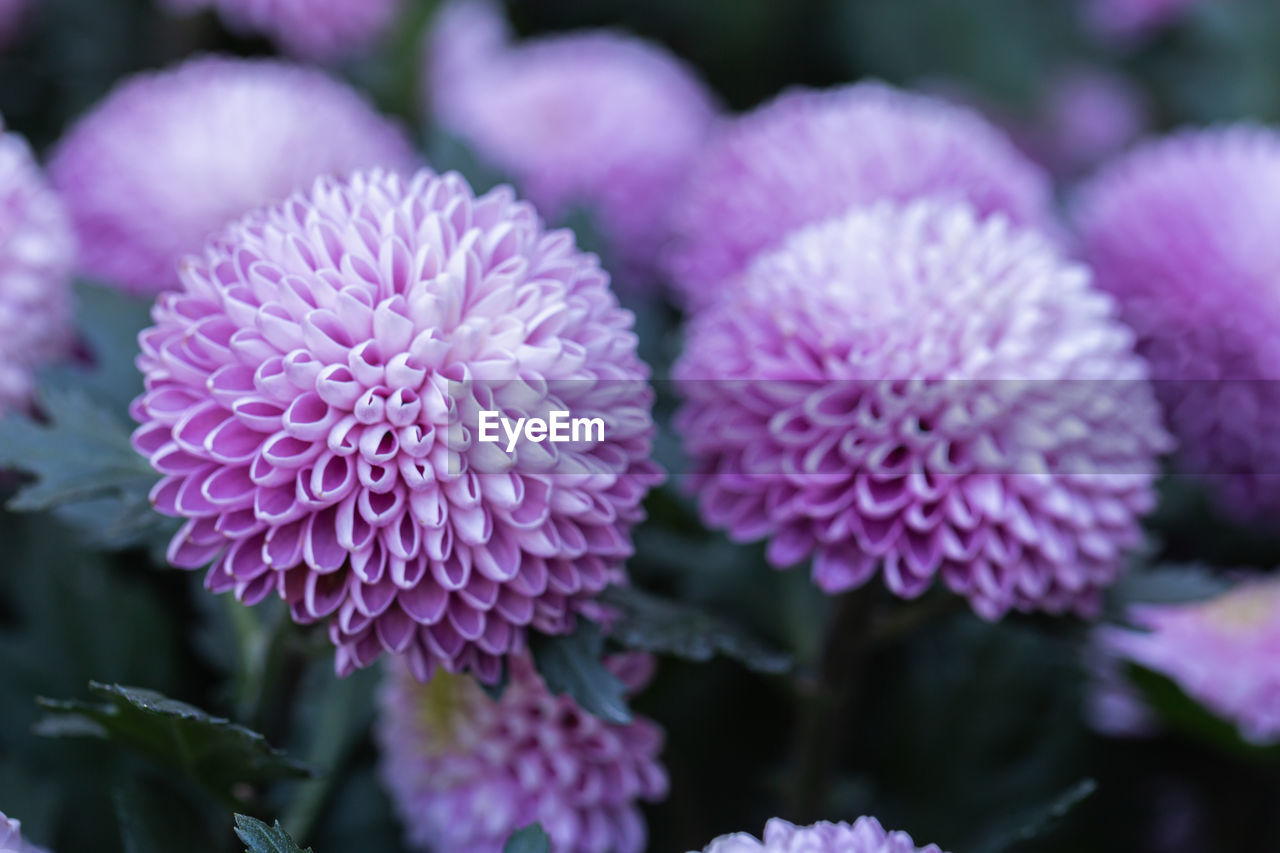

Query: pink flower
376,653,667,853
161,0,400,61
1074,126,1280,518
698,817,945,853
426,0,717,284
675,200,1169,618
0,119,74,413
664,82,1054,309
1095,576,1280,745
50,57,416,296
0,810,50,853
130,168,660,683
1034,69,1148,176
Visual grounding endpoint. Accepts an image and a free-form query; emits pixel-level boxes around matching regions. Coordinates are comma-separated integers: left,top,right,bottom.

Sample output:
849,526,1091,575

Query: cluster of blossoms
377,653,667,853
676,200,1170,618
130,167,660,683
160,0,400,61
697,817,946,853
50,56,416,296
1075,126,1280,519
664,81,1054,309
0,119,73,414
0,812,47,853
1092,576,1280,745
427,0,717,283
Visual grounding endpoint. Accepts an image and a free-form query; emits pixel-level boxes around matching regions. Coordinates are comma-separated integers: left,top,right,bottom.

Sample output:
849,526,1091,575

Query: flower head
665,82,1053,309
0,811,50,853
50,56,416,296
0,120,74,413
1075,126,1280,518
1035,69,1147,176
161,0,400,61
675,200,1168,618
130,168,660,682
698,817,945,853
0,0,31,49
1094,576,1280,745
427,0,717,284
376,653,667,853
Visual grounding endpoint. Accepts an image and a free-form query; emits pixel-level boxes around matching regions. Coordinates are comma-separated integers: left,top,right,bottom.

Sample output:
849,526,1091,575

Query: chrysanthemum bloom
131,168,660,682
664,81,1053,309
160,0,400,61
49,57,416,297
1075,126,1280,518
427,0,717,284
1094,576,1280,744
675,200,1169,618
1035,69,1147,176
376,653,667,853
1083,0,1205,42
0,121,74,413
697,817,946,853
0,811,50,853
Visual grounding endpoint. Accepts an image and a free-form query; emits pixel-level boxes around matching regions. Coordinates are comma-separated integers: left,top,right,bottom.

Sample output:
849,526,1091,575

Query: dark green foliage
502,824,551,853
529,621,632,724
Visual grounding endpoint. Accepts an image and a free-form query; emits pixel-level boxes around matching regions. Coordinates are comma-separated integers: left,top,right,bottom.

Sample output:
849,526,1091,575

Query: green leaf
36,683,315,799
529,621,631,724
1127,664,1280,761
970,778,1097,853
502,824,551,853
41,281,151,417
0,386,173,550
601,586,792,674
234,815,313,853
1108,563,1232,614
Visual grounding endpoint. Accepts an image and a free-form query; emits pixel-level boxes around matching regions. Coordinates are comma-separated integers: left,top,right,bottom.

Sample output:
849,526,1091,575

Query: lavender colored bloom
1075,126,1280,518
697,817,945,853
1094,576,1280,745
50,57,416,296
1035,69,1148,176
675,200,1169,619
376,652,667,853
130,168,660,682
161,0,400,61
0,811,49,853
664,82,1054,309
427,0,717,283
0,120,73,413
1083,0,1206,42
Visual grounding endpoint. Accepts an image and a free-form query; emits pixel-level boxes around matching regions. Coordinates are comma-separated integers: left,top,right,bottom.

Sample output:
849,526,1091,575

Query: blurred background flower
698,817,945,853
160,0,402,62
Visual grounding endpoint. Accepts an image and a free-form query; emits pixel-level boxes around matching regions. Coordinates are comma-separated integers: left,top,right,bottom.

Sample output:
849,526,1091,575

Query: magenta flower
0,811,49,853
161,0,400,61
675,200,1169,619
1075,126,1280,518
664,82,1053,309
1083,0,1206,42
698,817,945,853
0,120,74,414
49,57,416,297
1035,69,1148,176
426,0,717,284
130,167,660,683
376,653,667,853
1094,576,1280,745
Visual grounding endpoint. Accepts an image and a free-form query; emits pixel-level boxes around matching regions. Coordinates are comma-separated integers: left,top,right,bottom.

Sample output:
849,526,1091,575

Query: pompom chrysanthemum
698,817,945,853
0,120,74,413
1075,126,1280,518
675,200,1169,618
376,653,667,853
0,811,49,853
427,0,717,283
1094,576,1280,745
161,0,400,61
130,168,660,682
50,57,416,296
664,82,1053,309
